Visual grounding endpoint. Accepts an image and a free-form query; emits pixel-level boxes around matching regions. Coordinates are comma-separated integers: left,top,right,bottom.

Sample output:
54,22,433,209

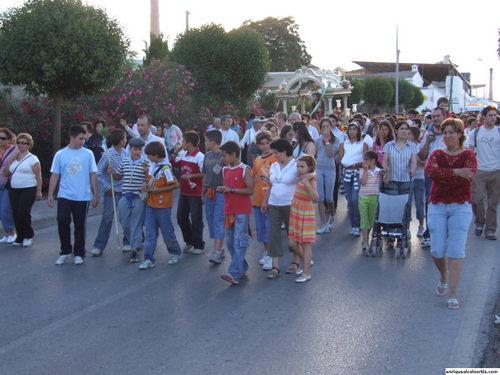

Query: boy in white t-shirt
48,125,99,265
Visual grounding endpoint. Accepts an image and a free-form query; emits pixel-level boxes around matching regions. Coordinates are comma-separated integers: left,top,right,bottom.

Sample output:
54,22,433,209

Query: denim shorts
428,202,472,259
253,206,270,243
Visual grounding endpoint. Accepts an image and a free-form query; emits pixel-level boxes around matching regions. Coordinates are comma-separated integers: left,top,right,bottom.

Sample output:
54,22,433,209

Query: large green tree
389,78,415,110
0,0,129,153
242,16,311,72
143,33,169,65
408,85,425,110
170,23,269,115
347,78,365,107
363,77,394,109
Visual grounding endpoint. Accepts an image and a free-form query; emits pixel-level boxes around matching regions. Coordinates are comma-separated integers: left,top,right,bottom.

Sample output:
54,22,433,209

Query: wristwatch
230,188,235,193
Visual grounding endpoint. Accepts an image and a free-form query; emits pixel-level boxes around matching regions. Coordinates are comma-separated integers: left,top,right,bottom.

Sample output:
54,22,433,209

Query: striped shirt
97,147,128,193
117,157,148,193
383,140,418,182
359,168,382,195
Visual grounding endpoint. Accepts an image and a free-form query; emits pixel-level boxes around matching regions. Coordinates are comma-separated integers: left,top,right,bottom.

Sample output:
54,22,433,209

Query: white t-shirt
308,124,320,139
468,126,500,171
363,134,374,148
268,159,298,206
9,153,40,189
219,129,240,145
50,147,98,201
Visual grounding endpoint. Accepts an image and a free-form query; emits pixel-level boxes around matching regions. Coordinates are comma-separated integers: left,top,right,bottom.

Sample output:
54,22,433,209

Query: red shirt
425,149,477,204
223,163,252,214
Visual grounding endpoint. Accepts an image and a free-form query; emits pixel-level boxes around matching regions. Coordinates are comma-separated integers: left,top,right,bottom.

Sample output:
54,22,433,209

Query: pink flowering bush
101,59,211,131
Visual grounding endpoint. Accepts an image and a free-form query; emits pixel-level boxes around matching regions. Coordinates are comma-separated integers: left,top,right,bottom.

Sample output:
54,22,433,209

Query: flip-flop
436,281,448,296
286,262,300,274
448,298,460,309
267,267,281,279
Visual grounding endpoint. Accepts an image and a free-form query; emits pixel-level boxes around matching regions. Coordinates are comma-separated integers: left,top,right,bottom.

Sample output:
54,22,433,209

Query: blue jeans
0,183,15,232
93,192,129,251
144,206,181,261
226,214,250,282
408,179,425,221
428,202,472,259
204,191,225,240
344,179,360,228
118,194,146,249
316,167,335,203
253,206,270,243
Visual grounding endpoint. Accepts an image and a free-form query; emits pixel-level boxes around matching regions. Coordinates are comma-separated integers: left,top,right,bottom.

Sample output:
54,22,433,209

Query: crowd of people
2,98,498,308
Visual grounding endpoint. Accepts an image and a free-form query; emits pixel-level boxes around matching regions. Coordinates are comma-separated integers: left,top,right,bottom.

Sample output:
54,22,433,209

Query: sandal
448,298,460,309
436,281,448,296
286,262,300,274
267,267,281,279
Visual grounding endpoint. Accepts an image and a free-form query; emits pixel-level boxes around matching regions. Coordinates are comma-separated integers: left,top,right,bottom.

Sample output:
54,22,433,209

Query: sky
1,0,499,101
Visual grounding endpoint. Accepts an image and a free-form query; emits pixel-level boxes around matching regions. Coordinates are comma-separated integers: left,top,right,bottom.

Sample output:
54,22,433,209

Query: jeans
428,202,472,259
316,167,335,203
57,198,89,257
344,179,360,228
177,194,204,250
0,183,15,232
225,214,250,282
423,176,433,239
9,186,36,243
144,206,181,262
204,191,225,240
93,192,129,251
118,194,146,249
408,179,425,221
253,206,270,243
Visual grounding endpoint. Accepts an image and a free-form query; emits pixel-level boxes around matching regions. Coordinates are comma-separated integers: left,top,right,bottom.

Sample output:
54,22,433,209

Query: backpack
472,126,500,149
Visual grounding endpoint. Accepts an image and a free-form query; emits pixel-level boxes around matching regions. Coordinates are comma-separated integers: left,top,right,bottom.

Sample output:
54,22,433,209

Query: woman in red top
425,119,477,309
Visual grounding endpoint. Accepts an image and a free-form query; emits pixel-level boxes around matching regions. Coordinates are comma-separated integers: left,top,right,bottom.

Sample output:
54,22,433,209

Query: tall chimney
488,68,493,100
150,0,160,37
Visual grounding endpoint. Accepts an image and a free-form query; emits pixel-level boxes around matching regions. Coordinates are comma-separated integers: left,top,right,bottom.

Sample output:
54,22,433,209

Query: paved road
0,197,498,374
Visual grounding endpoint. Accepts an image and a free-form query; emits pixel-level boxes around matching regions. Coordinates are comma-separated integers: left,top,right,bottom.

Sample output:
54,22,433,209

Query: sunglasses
17,141,28,145
0,136,8,141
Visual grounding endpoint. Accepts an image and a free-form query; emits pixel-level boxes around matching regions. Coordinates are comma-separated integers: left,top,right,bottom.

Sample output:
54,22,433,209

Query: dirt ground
481,297,500,367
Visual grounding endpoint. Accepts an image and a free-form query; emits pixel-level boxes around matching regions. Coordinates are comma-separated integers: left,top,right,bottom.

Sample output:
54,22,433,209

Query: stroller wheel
402,246,409,259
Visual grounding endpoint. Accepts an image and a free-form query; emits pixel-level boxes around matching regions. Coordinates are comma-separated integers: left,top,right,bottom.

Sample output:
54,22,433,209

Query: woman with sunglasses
0,128,17,243
3,133,42,247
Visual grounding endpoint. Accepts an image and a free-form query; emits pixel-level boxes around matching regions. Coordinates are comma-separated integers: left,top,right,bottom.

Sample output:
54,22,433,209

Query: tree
389,78,415,110
408,86,425,110
242,17,311,72
347,78,365,107
0,0,129,153
143,33,170,65
363,77,394,109
170,23,269,115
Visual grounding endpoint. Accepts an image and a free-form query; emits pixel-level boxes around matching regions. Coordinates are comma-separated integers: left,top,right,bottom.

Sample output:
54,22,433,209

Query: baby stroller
368,192,411,259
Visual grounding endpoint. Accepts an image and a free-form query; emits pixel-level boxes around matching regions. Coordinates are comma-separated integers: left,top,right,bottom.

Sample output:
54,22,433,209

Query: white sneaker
0,236,7,243
6,234,16,244
187,247,203,255
139,259,155,269
327,216,334,229
316,224,330,234
13,242,21,247
74,256,84,265
91,248,102,256
259,251,268,265
22,239,32,247
353,228,360,237
55,254,74,265
349,228,355,235
122,245,132,252
262,256,272,270
168,254,182,265
182,244,193,252
417,226,425,237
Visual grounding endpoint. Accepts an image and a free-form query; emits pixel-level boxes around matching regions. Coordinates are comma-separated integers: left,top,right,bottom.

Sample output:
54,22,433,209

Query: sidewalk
0,198,103,235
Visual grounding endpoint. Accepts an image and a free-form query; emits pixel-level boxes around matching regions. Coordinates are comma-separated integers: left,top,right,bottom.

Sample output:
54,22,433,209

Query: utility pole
186,10,190,31
150,0,160,37
395,25,399,114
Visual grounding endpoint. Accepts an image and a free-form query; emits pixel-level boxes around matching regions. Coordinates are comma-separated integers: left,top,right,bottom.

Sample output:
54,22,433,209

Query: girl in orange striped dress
288,154,319,283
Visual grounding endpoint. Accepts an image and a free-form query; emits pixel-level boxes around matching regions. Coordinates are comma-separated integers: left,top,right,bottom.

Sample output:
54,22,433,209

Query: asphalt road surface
0,199,498,374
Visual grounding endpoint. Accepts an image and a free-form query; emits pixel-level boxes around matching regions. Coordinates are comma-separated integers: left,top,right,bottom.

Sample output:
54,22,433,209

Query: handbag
5,154,31,190
138,165,163,203
0,146,16,190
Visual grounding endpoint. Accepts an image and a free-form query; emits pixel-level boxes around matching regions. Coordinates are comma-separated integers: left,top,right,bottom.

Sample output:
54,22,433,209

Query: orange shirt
146,164,178,208
251,153,276,206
